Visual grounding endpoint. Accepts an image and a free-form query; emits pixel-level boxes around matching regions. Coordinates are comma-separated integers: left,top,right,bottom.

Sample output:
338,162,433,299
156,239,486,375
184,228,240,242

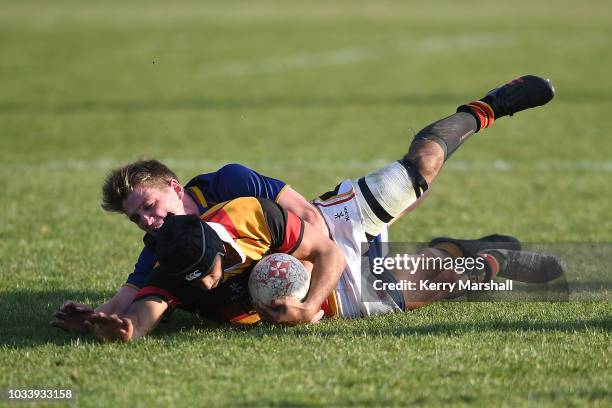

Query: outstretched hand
255,298,324,325
84,312,134,343
50,301,94,333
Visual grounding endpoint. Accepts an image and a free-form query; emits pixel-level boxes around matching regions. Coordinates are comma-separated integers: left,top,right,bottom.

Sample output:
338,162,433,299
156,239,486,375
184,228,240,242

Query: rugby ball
248,253,310,306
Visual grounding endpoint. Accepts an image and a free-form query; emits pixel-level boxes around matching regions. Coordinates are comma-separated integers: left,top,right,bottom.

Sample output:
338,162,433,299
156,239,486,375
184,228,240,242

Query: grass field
1,0,611,406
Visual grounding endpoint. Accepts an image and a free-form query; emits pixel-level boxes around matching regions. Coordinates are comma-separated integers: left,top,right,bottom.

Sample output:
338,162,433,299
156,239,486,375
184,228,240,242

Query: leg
404,112,478,184
377,248,478,310
356,75,555,237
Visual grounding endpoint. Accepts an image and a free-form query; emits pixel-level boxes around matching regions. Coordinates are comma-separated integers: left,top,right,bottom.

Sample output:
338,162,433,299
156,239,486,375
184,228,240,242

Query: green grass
0,0,611,406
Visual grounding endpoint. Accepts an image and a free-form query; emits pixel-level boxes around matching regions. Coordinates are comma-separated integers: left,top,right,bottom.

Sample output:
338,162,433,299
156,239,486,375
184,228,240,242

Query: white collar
205,222,246,269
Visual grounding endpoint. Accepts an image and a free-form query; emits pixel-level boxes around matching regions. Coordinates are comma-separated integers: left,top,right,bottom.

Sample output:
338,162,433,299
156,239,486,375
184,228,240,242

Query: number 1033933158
4,389,74,400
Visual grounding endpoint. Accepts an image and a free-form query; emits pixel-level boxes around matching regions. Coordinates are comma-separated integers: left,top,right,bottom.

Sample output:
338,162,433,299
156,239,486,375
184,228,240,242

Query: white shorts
313,180,401,318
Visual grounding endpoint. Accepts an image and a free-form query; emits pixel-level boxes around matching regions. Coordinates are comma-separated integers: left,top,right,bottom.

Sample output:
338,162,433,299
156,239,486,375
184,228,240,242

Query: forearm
88,297,167,343
122,297,167,340
277,187,328,236
259,216,345,325
303,246,346,312
298,205,328,237
94,285,138,315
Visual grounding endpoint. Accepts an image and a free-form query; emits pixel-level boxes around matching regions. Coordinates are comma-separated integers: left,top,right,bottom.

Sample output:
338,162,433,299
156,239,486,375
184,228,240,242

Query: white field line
2,159,612,173
200,34,513,78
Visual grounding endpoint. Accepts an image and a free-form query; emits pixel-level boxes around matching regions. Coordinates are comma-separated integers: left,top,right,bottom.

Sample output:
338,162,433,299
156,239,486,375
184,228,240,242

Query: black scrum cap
156,215,225,282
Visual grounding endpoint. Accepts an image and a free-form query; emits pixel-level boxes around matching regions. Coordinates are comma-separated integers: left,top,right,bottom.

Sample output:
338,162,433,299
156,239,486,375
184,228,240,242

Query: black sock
413,112,479,160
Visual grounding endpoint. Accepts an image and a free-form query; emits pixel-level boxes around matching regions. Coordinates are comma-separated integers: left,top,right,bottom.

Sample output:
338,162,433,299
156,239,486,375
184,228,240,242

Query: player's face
123,180,186,235
193,255,223,291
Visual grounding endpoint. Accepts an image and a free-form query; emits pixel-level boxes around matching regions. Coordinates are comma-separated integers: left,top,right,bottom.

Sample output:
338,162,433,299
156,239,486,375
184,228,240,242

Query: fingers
254,299,322,325
270,298,284,308
255,300,280,322
59,301,92,313
310,309,325,324
89,313,125,329
57,302,90,317
89,312,108,327
60,301,79,313
49,320,68,331
54,311,67,319
90,312,111,324
121,317,132,331
86,314,117,342
85,321,107,342
61,300,75,309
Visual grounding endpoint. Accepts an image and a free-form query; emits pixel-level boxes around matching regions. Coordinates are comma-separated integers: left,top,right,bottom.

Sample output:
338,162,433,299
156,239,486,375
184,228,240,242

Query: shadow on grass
1,289,609,348
0,289,103,347
0,289,183,348
0,289,216,348
154,304,612,344
373,315,612,337
201,314,612,341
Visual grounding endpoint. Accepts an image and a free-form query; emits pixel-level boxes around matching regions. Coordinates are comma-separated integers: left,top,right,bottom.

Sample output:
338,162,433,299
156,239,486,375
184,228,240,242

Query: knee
404,139,445,184
416,155,444,183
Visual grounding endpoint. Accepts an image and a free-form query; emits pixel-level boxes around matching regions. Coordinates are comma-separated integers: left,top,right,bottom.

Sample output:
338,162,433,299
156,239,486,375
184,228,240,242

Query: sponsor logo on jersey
334,206,351,221
185,270,203,281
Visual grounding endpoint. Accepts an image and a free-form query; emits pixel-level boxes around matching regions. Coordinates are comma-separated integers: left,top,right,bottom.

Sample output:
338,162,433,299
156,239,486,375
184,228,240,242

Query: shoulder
216,163,256,177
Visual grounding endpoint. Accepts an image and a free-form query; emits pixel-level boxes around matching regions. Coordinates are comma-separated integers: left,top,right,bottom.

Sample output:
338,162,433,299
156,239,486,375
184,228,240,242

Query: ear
169,179,183,199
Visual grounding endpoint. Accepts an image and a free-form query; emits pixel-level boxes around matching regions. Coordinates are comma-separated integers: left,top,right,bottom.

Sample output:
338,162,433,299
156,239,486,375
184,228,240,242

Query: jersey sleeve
258,198,305,254
214,163,286,202
132,268,182,309
133,285,182,309
126,246,157,289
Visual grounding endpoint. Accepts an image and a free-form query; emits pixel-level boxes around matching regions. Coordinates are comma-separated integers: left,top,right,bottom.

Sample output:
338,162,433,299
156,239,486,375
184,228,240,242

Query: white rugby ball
248,253,310,306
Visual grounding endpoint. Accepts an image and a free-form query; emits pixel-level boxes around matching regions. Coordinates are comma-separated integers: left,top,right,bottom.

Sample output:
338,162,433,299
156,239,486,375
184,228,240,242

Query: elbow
324,242,346,274
337,246,347,271
301,206,327,236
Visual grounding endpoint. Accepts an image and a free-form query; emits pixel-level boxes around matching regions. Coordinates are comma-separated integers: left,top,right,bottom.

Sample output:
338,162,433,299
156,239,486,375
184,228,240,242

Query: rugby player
74,75,564,342
51,161,330,332
54,75,559,337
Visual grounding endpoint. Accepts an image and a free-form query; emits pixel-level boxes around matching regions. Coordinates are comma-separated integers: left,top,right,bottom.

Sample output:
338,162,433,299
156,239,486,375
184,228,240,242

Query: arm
86,296,168,343
213,164,327,235
94,285,139,315
277,187,328,236
50,301,94,333
51,285,139,333
256,221,346,325
53,225,155,332
93,245,155,315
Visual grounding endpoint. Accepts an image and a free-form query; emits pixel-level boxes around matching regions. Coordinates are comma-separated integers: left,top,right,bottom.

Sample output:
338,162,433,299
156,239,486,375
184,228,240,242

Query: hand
50,301,94,333
84,312,134,343
255,298,324,325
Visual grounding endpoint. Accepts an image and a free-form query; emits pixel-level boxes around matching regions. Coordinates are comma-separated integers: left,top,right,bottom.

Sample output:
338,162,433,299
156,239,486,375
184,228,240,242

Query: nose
201,279,213,291
194,277,213,291
140,214,155,229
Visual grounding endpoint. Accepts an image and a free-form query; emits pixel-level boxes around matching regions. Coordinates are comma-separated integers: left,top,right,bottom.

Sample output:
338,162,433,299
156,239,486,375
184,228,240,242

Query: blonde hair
101,159,179,213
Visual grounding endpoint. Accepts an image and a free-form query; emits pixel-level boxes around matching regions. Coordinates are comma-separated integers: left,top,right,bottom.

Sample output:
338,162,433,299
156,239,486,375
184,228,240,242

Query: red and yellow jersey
201,197,303,284
128,164,288,289
134,197,305,324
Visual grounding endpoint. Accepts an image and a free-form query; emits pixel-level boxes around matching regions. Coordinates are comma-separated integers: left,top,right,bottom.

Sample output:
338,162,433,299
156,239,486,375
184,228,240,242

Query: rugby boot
429,234,521,282
428,234,521,259
479,249,565,284
457,75,555,130
480,75,555,118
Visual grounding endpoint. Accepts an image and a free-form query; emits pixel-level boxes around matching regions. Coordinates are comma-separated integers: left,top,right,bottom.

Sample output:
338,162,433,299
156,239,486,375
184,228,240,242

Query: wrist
302,300,321,319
